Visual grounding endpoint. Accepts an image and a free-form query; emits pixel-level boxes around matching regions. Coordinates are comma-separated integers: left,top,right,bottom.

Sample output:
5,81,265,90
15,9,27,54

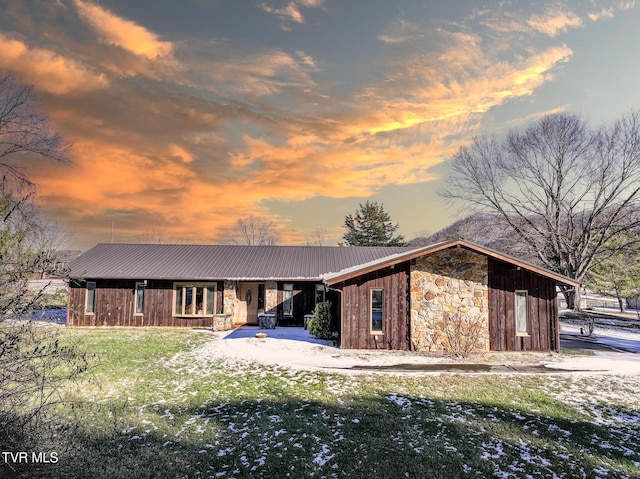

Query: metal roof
68,243,417,281
69,240,581,287
322,239,581,287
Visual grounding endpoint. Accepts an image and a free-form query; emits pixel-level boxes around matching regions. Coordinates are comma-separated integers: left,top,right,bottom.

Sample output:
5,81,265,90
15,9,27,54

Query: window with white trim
370,288,383,334
283,283,294,316
515,290,529,336
173,283,216,317
135,282,145,315
85,281,96,314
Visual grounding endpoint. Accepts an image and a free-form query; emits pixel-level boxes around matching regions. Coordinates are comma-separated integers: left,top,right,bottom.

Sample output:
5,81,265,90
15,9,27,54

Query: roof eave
70,275,323,282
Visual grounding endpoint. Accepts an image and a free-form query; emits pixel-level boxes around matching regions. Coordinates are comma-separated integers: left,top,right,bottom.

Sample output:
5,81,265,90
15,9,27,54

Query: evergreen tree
342,201,406,246
587,231,640,312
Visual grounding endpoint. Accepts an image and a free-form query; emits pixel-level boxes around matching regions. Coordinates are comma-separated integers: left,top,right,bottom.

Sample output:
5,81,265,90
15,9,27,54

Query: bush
443,310,487,358
35,290,69,309
307,301,334,340
0,321,88,474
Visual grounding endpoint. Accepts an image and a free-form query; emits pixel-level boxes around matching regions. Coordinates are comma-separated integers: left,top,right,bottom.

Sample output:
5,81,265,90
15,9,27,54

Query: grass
560,348,596,356
9,327,640,479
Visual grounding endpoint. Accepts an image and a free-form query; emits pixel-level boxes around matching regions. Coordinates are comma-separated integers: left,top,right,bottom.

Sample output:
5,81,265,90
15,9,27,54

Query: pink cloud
0,34,108,95
527,10,583,36
72,0,174,60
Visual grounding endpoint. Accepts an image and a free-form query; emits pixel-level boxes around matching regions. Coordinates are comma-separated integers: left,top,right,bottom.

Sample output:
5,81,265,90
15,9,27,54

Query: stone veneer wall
223,280,237,322
222,280,278,321
265,281,278,314
410,248,489,353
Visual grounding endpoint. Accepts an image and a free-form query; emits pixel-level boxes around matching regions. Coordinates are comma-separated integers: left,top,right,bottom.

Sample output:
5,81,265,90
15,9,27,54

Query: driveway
204,325,640,375
560,332,640,353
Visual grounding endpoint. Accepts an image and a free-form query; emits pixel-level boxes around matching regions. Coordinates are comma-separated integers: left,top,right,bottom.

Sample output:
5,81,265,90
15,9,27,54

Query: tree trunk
616,291,625,313
575,287,584,311
564,289,574,309
562,287,583,311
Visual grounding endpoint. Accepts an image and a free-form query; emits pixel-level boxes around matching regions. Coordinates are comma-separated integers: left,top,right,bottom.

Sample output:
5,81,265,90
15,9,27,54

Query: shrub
0,320,88,477
35,290,69,309
307,301,334,340
443,310,487,358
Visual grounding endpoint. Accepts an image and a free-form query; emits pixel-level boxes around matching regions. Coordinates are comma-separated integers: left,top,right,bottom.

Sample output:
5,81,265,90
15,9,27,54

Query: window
283,283,294,316
315,284,326,305
515,290,529,336
85,282,96,314
370,288,383,334
135,282,145,315
173,283,216,317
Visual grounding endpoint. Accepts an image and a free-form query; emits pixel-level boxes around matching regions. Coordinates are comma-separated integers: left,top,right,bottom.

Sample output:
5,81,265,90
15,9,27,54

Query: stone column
265,280,278,315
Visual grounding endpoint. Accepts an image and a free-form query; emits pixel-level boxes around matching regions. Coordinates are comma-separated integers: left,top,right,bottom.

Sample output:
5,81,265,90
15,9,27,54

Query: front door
238,283,262,325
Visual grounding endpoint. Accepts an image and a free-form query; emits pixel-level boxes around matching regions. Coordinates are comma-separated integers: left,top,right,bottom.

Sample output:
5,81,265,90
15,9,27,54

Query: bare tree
0,185,87,466
223,216,280,245
0,72,86,468
21,205,76,280
307,226,328,246
0,70,73,290
0,72,70,187
138,229,173,244
441,112,640,309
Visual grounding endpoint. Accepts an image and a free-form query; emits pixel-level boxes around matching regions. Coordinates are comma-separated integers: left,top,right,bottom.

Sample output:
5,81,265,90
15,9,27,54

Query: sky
1,0,639,249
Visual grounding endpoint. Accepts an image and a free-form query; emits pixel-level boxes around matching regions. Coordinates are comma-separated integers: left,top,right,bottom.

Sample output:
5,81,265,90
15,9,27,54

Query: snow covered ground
152,321,640,478
190,323,640,376
561,322,640,353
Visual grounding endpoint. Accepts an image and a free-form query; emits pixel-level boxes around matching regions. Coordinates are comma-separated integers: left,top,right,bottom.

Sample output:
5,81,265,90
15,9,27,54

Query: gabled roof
68,243,416,281
69,240,581,287
321,239,581,288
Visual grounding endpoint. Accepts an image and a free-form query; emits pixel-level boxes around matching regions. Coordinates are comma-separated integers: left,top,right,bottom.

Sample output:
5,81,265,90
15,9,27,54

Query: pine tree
342,201,406,246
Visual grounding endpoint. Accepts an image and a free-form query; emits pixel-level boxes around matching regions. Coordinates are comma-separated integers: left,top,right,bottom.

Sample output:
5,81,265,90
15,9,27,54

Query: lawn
16,328,640,478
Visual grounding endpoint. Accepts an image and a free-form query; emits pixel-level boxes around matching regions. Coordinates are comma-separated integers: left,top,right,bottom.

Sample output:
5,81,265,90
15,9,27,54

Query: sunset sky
1,0,639,249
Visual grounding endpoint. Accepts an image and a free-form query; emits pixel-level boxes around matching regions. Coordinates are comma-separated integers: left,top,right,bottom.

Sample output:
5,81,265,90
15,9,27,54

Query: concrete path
223,325,333,345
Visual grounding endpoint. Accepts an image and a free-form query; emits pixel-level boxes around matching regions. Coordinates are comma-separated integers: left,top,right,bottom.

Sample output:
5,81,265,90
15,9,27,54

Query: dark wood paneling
276,282,318,326
67,279,223,328
488,259,559,352
336,263,409,350
67,282,85,326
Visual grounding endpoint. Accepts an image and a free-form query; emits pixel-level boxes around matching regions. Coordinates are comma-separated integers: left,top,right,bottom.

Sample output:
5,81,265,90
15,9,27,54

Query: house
67,239,579,353
67,244,409,329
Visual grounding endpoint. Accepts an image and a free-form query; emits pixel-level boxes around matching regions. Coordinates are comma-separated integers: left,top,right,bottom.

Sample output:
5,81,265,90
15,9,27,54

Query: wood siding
488,259,559,351
68,279,224,327
337,264,410,350
276,282,318,326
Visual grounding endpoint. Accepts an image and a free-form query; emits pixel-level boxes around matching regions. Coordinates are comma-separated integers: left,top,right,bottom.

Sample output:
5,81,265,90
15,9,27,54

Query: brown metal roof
322,239,581,287
68,243,417,281
69,240,581,287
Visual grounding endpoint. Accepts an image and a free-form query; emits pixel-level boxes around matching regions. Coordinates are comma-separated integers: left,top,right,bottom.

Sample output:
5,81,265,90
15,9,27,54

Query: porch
222,325,332,345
